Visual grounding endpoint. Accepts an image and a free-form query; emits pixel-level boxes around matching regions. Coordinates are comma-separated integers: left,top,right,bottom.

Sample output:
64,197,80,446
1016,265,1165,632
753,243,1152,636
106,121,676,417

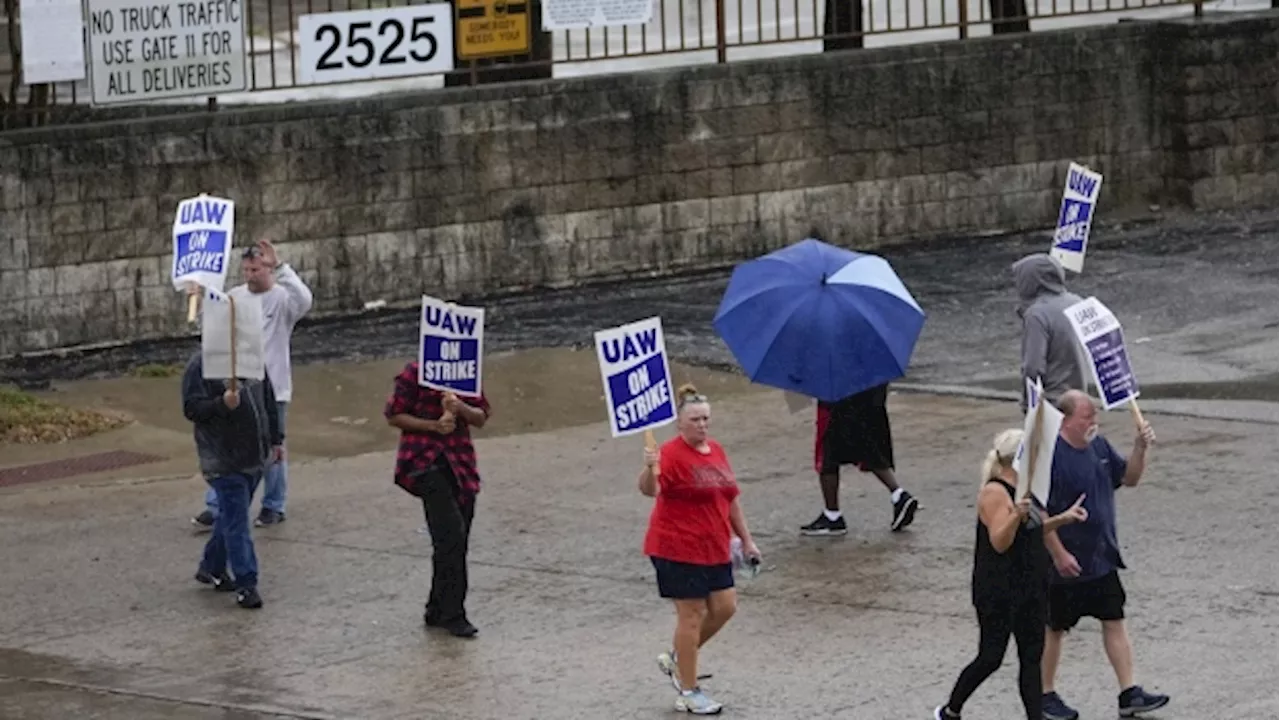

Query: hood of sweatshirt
1012,253,1068,315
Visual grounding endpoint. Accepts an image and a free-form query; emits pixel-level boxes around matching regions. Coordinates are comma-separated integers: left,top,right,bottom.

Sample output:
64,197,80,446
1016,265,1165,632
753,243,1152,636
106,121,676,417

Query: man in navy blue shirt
1040,390,1169,720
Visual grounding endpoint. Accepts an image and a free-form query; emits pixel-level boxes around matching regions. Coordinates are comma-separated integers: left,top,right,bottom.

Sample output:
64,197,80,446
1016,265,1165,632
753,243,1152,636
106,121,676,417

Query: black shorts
1048,570,1127,631
651,557,734,599
814,389,895,474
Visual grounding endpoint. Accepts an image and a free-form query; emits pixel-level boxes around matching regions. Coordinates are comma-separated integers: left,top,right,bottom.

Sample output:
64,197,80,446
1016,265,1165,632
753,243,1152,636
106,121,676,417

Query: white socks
826,490,907,518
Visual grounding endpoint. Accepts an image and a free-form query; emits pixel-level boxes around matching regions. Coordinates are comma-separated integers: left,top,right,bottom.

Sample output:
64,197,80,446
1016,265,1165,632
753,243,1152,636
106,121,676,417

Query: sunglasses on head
678,392,707,407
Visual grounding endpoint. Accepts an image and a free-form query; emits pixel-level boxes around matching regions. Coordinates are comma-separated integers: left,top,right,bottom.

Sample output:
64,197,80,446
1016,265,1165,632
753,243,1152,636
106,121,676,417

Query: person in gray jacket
184,351,283,610
1012,254,1089,412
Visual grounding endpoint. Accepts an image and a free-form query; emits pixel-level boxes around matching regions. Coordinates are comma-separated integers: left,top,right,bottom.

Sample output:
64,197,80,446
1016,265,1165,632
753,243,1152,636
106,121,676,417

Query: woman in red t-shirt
639,383,761,716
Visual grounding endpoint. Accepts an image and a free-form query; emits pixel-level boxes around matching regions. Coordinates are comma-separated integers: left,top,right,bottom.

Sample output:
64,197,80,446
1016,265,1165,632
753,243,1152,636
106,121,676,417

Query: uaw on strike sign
594,317,677,438
418,294,485,396
1050,162,1102,274
171,194,233,292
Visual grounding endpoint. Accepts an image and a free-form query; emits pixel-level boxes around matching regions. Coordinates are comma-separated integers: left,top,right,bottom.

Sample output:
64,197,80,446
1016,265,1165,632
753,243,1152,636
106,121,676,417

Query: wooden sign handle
1128,397,1145,427
185,282,200,323
228,295,238,392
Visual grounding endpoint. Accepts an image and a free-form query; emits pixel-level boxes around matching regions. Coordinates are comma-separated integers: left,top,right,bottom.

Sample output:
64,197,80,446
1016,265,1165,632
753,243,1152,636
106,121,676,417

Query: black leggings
945,597,1045,719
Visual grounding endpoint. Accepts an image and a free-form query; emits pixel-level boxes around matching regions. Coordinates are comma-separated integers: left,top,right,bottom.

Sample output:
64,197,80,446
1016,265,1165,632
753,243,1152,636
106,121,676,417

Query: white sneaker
675,689,723,715
659,650,712,690
657,651,680,691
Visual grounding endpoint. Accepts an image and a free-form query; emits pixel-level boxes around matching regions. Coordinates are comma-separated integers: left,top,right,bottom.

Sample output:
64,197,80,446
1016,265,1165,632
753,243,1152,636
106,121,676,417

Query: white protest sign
1013,377,1063,506
1064,296,1140,410
20,0,88,83
201,287,265,381
84,0,248,105
594,316,677,438
171,195,234,292
418,295,485,396
543,0,652,30
1050,162,1103,274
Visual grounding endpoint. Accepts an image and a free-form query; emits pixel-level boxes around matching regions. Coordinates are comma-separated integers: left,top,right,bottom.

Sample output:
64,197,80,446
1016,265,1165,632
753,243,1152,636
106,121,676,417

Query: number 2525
314,17,438,70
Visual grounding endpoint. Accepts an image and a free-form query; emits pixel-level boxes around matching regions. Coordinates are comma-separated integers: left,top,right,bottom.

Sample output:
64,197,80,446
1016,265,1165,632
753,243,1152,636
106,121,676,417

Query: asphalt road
0,389,1276,719
0,207,1274,720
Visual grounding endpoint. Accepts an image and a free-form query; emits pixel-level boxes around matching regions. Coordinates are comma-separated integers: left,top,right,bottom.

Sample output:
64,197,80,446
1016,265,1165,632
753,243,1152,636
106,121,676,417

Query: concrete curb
891,383,1279,426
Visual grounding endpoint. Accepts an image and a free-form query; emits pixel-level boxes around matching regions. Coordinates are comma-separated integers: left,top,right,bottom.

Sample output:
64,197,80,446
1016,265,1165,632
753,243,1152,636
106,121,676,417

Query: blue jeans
200,472,260,589
204,401,288,517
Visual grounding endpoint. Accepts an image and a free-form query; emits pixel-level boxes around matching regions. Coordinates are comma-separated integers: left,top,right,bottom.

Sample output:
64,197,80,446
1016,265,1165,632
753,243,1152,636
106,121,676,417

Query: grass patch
132,363,183,378
0,385,129,444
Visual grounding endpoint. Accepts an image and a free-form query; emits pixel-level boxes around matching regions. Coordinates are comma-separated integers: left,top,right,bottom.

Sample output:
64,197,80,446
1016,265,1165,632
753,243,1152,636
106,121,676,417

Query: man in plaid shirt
384,361,491,638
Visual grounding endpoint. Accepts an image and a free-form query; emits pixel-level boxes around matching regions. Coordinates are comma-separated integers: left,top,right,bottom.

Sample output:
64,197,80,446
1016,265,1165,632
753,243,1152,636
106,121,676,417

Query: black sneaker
194,569,236,592
191,510,215,533
934,706,960,720
1042,691,1079,720
1119,685,1169,717
443,618,478,638
800,513,848,536
236,586,263,609
255,509,285,527
891,492,919,531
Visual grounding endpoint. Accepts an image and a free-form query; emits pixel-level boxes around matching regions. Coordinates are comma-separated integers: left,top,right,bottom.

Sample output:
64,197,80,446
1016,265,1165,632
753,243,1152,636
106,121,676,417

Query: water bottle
730,536,761,580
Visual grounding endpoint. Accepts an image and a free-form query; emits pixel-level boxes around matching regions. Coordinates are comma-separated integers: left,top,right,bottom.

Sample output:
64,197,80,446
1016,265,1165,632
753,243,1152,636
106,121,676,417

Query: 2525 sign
298,4,455,84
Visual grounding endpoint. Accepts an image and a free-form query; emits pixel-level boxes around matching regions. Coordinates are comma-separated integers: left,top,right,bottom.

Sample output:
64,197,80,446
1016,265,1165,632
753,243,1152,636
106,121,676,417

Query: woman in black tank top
934,429,1088,720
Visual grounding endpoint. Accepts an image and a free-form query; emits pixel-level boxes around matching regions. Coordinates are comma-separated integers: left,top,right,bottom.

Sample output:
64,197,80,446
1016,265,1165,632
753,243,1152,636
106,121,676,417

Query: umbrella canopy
712,238,926,403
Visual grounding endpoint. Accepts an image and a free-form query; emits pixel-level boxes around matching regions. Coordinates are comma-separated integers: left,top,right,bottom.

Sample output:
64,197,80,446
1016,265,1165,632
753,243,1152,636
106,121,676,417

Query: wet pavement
0,207,1276,718
3,208,1276,406
0,389,1276,719
0,350,762,487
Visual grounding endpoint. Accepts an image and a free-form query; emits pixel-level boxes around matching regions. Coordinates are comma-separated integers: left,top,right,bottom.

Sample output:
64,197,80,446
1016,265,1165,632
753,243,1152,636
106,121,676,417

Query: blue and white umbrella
712,238,926,402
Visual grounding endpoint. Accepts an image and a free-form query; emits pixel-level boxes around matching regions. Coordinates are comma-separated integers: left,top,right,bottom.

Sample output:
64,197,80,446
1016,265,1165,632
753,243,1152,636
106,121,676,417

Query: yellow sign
457,0,531,59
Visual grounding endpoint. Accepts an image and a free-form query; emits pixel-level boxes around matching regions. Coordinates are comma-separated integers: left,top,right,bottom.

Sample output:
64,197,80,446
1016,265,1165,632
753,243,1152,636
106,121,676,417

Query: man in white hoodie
192,240,313,530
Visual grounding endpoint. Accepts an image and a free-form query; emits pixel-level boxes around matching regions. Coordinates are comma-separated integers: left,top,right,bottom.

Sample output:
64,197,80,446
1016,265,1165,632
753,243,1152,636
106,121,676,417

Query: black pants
416,464,475,624
946,597,1045,719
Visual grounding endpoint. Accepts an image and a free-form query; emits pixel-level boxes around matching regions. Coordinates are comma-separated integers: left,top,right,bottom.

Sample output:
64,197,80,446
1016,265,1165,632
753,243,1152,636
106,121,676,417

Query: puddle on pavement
29,347,761,462
0,648,306,720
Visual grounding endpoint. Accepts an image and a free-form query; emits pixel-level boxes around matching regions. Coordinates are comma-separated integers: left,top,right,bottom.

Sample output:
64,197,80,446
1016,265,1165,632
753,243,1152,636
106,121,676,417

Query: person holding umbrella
712,237,927,535
802,381,919,535
639,383,761,716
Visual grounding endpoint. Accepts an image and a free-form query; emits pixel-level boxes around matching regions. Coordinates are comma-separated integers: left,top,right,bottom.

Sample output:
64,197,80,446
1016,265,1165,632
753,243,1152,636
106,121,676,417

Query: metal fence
1,0,1220,128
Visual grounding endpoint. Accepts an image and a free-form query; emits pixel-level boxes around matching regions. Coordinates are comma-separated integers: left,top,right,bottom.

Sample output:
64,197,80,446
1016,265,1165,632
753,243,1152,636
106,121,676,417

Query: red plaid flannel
384,362,491,504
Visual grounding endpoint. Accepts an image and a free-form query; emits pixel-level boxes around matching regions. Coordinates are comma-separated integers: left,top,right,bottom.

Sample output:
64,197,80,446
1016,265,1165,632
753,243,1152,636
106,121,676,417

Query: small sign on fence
457,0,530,58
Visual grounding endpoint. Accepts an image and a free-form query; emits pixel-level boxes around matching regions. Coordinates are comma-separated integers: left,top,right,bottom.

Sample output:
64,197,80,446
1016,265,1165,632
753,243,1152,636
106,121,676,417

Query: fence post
715,0,727,63
958,0,969,39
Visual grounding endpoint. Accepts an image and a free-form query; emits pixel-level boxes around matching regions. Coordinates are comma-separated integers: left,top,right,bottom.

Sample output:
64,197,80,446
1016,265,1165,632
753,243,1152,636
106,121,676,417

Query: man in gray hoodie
1012,253,1089,412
